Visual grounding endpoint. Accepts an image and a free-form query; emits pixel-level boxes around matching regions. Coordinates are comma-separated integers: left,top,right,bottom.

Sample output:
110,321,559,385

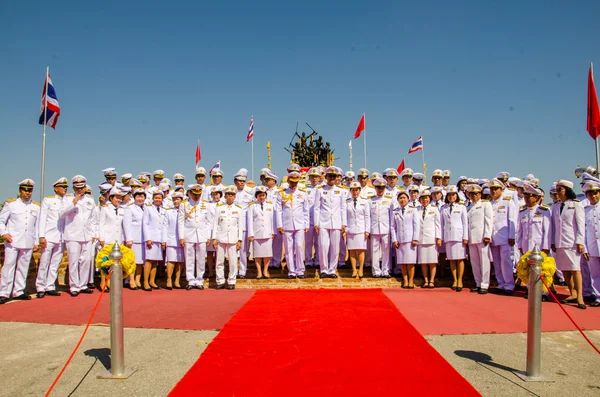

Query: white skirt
145,242,163,261
252,238,273,258
418,244,438,264
555,247,581,271
396,242,417,264
445,241,466,260
346,233,367,250
166,246,184,262
132,242,145,265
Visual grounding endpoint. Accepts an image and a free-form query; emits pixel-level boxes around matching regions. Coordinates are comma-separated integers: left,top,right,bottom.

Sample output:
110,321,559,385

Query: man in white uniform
212,186,243,289
466,184,493,294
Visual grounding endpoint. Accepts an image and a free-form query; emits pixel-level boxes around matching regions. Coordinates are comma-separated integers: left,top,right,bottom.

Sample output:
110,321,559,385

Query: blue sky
1,0,599,201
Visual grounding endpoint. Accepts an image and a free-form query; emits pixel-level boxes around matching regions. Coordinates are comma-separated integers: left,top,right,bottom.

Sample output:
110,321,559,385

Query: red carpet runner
169,289,480,396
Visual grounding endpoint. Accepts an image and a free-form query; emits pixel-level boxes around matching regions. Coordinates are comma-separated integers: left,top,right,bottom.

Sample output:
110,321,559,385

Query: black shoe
297,275,305,279
14,294,32,300
216,284,225,290
561,297,577,304
489,288,503,295
478,289,488,295
238,275,246,279
451,286,457,291
524,293,529,299
80,289,93,294
330,274,338,279
503,290,514,296
87,283,96,289
557,281,567,286
70,291,79,297
456,287,463,292
590,301,600,307
584,296,596,304
226,285,235,290
150,285,161,290
103,287,110,293
320,272,327,278
142,287,152,292
470,287,480,293
373,275,381,278
165,286,173,290
186,285,195,290
196,285,204,290
542,295,549,302
0,297,9,304
383,274,391,279
36,292,45,299
577,303,587,310
46,290,61,296
288,275,296,279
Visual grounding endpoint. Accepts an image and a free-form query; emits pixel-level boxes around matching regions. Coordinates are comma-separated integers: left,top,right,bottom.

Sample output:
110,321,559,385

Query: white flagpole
40,66,49,202
251,115,255,181
421,136,427,179
363,113,367,168
349,140,353,170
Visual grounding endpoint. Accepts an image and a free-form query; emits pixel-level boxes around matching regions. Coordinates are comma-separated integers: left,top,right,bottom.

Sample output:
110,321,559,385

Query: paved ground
1,322,599,397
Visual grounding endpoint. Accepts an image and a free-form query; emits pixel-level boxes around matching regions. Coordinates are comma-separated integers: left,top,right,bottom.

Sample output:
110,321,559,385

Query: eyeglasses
20,188,33,192
106,176,116,180
175,179,184,182
85,192,92,195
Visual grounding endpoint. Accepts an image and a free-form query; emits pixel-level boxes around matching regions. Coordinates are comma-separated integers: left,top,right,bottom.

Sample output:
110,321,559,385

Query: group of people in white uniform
1,164,599,310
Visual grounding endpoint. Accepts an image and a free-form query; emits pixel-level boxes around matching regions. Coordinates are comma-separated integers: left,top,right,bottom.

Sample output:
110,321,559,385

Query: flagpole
593,63,600,174
252,136,255,181
40,66,49,203
421,136,427,179
349,141,353,170
363,113,367,168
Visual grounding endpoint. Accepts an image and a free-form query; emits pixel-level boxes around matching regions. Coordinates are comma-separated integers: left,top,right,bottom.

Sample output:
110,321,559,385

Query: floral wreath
516,250,556,292
95,243,136,276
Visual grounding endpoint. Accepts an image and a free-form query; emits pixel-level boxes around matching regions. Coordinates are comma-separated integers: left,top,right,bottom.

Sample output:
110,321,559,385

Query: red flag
195,141,201,165
588,64,600,140
354,113,365,139
397,159,405,174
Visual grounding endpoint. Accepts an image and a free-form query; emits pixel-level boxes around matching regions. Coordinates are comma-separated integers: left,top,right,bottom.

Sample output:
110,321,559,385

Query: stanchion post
514,245,551,382
98,242,137,380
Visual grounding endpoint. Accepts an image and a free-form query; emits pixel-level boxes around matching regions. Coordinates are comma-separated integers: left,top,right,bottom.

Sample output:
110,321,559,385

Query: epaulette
46,195,55,199
508,187,516,191
278,187,284,191
266,200,273,204
5,198,16,204
367,194,374,199
458,200,465,205
202,200,209,203
520,205,527,212
248,201,255,206
299,188,306,192
503,196,512,200
146,203,153,206
33,201,40,206
341,185,348,189
482,199,490,202
217,203,224,207
540,204,550,209
101,204,108,207
235,204,242,208
318,185,324,189
538,206,549,211
574,199,581,202
127,202,134,206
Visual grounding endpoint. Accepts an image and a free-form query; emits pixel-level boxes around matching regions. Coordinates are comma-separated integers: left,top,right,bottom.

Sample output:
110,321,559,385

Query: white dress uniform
369,195,394,276
247,200,276,258
142,204,165,261
313,184,347,276
62,195,98,293
124,203,145,264
276,187,310,276
346,196,370,250
552,199,585,271
304,183,320,266
234,187,254,277
440,202,468,260
467,199,493,290
178,198,213,286
516,205,551,253
338,185,350,265
360,185,376,267
162,207,183,263
490,195,518,291
431,200,446,255
98,203,125,246
584,201,600,301
212,202,243,286
417,205,441,264
391,205,420,265
36,195,67,293
0,197,39,298
267,186,283,268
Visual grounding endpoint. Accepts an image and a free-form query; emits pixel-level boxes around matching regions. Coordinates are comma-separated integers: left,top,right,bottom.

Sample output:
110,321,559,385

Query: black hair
563,187,577,201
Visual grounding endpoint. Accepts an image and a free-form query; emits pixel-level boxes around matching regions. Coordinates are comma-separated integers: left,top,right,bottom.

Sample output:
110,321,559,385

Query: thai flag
246,116,254,142
39,74,61,129
407,136,423,154
209,160,221,175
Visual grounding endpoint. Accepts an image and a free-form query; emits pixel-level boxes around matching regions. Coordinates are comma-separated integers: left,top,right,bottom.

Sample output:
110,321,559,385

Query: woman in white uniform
417,190,442,288
97,187,125,291
247,186,276,279
391,189,420,288
162,191,184,289
345,182,370,278
142,190,165,291
124,188,146,290
440,186,468,291
551,180,586,309
206,187,223,278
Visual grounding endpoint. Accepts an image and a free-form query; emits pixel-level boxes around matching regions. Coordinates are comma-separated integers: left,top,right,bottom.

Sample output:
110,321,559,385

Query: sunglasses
106,176,116,180
20,188,33,192
175,179,184,182
523,193,535,197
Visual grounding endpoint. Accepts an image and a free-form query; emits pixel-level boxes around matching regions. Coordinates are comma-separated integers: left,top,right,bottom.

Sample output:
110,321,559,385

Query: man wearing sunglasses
102,168,118,186
0,179,40,304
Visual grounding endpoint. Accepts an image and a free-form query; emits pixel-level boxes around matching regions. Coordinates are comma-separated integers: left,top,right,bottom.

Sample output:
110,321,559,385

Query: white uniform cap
172,191,185,199
233,170,247,181
288,164,301,172
308,168,320,177
581,172,600,183
152,170,165,178
489,179,504,189
53,177,68,187
523,183,542,196
370,172,383,180
98,183,112,193
260,168,270,177
71,175,87,188
556,179,574,190
344,171,355,179
264,170,278,180
431,186,443,193
483,188,491,195
102,168,117,177
224,185,236,194
412,172,424,181
173,173,185,181
496,171,510,180
161,178,172,187
132,188,146,197
400,168,413,177
349,181,361,189
254,185,267,196
583,181,600,193
120,186,132,194
357,168,370,177
385,169,399,178
211,169,224,177
195,167,207,176
507,177,521,186
130,179,142,187
159,183,170,192
18,178,35,188
108,187,124,197
372,178,386,188
442,170,451,178
431,169,443,177
397,187,409,197
418,189,431,198
446,185,459,194
121,173,133,181
457,176,468,183
408,184,419,192
188,184,203,195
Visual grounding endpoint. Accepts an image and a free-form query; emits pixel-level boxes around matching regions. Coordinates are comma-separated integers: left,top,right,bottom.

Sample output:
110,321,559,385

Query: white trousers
0,245,33,298
283,230,305,276
581,256,595,297
66,240,93,293
216,243,238,285
371,234,391,276
238,231,249,276
490,244,515,290
89,241,100,283
36,241,64,292
305,226,319,265
185,242,207,286
318,229,341,275
588,257,600,301
271,233,283,267
469,243,491,289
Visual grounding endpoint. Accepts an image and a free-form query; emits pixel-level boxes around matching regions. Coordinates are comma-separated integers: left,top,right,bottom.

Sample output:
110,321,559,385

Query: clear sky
1,0,599,202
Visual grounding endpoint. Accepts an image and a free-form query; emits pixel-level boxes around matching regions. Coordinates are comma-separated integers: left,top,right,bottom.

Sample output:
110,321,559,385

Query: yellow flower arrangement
516,250,556,292
95,243,136,276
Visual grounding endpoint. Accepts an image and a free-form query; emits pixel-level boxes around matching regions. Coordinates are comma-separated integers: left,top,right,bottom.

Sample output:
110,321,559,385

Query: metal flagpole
421,136,427,179
349,140,353,170
363,113,367,168
593,63,600,173
252,136,255,181
40,66,49,203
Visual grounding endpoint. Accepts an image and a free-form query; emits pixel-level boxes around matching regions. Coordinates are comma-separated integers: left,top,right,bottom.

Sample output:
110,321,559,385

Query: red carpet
169,289,480,397
384,289,600,335
0,289,253,331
